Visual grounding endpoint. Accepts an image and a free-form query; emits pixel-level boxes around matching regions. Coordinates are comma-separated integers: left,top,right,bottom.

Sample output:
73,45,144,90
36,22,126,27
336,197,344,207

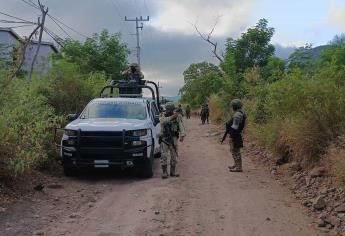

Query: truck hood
66,118,150,132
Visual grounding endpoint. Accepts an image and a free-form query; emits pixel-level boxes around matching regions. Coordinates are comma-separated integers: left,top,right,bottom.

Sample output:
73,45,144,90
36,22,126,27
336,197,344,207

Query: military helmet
130,63,140,69
231,99,242,109
165,103,175,111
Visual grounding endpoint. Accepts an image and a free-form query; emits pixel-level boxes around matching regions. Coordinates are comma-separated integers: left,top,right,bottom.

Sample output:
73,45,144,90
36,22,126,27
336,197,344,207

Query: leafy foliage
0,29,127,178
183,18,345,167
61,29,129,80
224,19,275,74
180,62,223,106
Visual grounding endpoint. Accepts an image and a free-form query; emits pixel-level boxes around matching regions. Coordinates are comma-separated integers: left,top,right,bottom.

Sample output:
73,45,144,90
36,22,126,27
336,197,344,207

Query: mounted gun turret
100,79,161,110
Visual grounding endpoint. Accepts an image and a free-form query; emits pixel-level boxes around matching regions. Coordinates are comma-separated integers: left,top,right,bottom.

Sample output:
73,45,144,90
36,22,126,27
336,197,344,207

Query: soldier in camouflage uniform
185,105,191,119
121,63,144,81
159,103,186,179
221,99,247,172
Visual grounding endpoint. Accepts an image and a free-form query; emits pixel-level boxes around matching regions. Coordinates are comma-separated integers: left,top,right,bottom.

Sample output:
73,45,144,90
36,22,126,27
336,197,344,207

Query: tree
61,29,129,79
180,62,223,106
224,18,275,74
261,56,286,82
194,18,224,63
287,44,315,74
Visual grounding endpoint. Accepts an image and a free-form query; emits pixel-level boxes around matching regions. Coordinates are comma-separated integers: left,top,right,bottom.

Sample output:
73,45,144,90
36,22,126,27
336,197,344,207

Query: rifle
159,123,178,156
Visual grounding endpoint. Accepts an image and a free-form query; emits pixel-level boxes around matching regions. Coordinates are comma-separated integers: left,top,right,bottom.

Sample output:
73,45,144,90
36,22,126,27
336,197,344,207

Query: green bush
32,60,108,115
0,61,108,178
249,67,345,164
0,78,59,176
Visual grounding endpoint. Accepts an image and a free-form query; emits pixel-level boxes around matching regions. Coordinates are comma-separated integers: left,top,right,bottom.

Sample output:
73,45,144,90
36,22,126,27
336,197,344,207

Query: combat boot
161,165,168,179
229,159,242,172
228,164,236,170
170,165,180,177
229,167,243,172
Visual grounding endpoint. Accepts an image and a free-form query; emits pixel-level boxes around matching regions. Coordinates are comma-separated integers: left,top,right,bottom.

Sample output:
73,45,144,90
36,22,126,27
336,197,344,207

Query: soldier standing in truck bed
121,63,144,81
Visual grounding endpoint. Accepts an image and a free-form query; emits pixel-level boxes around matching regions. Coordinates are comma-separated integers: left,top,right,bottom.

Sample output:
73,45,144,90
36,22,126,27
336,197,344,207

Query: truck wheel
63,166,78,177
154,152,161,158
139,158,153,178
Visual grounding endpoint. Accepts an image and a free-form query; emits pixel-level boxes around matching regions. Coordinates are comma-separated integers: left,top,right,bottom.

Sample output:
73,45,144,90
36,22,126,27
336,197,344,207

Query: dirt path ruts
2,118,321,236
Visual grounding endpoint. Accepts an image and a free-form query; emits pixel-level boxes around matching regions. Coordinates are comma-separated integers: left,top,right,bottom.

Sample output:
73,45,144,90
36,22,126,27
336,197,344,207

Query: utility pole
29,0,48,80
125,16,149,66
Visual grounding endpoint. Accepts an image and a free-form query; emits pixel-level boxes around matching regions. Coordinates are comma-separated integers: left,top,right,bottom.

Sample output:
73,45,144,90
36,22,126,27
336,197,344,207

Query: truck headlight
132,129,148,137
64,129,77,136
67,139,76,145
132,141,146,146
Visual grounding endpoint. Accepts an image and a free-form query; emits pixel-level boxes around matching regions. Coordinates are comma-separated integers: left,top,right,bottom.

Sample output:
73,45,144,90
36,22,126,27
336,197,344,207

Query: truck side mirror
67,113,78,122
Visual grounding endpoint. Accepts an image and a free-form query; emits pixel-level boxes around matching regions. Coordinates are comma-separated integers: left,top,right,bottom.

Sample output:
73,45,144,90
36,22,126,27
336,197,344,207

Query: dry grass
320,136,345,186
275,117,331,166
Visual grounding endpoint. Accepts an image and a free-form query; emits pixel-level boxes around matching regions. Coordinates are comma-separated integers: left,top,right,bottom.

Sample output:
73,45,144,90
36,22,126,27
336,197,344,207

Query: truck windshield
82,102,147,120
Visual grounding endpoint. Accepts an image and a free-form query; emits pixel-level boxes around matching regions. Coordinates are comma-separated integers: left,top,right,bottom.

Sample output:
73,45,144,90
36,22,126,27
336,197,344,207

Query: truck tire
63,166,78,177
154,151,161,158
139,156,153,178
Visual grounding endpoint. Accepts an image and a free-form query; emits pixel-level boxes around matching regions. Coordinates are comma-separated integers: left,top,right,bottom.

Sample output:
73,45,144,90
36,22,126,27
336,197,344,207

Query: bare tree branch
11,25,40,77
194,19,224,63
29,0,48,80
0,23,41,91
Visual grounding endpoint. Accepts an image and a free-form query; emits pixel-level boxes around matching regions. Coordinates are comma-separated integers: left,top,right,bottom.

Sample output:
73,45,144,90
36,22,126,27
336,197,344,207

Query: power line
0,19,37,24
19,0,88,39
125,16,149,66
20,0,39,10
108,0,135,39
48,15,72,39
8,24,37,29
0,10,35,23
43,27,65,48
47,14,88,38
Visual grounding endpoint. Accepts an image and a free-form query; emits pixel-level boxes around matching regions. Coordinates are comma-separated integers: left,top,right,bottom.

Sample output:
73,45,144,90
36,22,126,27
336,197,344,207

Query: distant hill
309,45,330,59
275,44,330,61
161,95,181,103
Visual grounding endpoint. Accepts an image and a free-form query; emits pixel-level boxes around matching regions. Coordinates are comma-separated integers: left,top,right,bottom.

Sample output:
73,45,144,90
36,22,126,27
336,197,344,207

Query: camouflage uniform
185,105,191,119
121,63,144,80
159,104,186,178
221,99,246,172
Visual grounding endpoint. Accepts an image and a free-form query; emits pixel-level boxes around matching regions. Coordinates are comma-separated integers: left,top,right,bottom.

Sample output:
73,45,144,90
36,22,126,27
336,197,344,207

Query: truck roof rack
100,79,161,108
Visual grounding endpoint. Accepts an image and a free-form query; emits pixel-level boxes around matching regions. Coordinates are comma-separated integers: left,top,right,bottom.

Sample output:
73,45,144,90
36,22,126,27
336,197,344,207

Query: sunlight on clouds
278,41,306,48
149,0,256,37
329,0,345,31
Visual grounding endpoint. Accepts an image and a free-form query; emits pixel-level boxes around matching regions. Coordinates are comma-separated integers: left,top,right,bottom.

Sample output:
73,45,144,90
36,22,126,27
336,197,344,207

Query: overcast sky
1,0,345,95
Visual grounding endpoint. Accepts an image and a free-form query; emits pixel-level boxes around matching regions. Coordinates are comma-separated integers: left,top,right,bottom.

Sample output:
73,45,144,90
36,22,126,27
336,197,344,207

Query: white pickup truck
60,83,162,178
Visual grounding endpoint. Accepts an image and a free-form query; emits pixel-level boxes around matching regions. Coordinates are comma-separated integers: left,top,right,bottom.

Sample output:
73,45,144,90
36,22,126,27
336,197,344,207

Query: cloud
274,44,295,60
328,0,345,31
140,26,222,96
0,0,254,96
277,41,306,48
149,0,256,37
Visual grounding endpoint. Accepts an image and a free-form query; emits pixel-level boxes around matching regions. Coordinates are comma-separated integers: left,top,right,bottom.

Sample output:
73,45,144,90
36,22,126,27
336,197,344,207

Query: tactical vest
229,110,246,148
162,120,179,138
229,110,246,133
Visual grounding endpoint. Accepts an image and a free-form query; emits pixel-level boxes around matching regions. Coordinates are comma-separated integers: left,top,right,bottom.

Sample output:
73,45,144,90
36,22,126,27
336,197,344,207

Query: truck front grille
79,131,124,148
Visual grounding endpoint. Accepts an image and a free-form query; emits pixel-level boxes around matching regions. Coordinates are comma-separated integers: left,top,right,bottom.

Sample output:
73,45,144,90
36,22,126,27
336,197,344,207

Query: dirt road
1,118,321,236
